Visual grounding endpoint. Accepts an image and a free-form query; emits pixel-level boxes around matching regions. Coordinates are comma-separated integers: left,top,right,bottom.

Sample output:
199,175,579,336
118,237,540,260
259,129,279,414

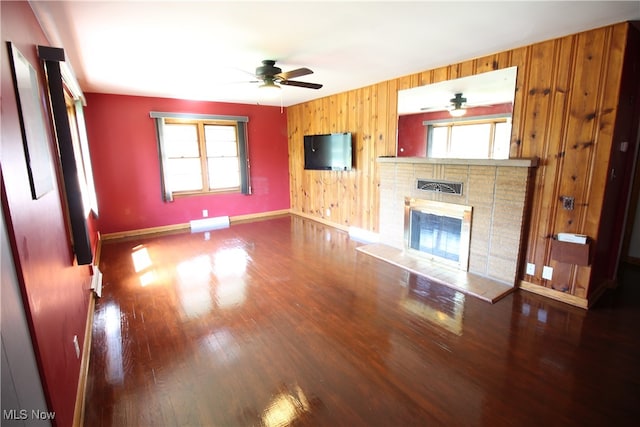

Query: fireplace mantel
377,156,538,168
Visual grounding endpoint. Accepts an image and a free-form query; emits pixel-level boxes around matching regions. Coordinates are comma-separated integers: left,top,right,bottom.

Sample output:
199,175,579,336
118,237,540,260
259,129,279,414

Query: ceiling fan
447,93,467,117
420,92,468,117
253,59,323,91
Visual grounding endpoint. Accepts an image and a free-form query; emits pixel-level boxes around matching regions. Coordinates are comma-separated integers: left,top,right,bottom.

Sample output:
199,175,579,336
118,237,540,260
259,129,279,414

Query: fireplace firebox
404,198,472,270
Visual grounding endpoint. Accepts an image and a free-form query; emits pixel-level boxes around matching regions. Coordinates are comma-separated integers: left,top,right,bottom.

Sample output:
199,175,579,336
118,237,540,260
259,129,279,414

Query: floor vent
416,179,463,195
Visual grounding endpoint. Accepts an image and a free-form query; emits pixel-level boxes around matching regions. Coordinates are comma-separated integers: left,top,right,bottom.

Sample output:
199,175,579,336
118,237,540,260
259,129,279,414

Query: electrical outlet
202,209,208,217
526,263,536,276
325,209,331,217
542,265,553,280
73,335,80,359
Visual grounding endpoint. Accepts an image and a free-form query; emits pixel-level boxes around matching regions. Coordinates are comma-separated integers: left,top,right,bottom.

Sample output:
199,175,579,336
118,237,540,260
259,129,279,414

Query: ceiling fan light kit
416,91,473,117
449,107,467,117
258,80,282,99
448,92,467,117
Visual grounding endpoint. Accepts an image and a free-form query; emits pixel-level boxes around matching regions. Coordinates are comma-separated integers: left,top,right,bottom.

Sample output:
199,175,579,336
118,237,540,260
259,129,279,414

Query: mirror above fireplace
397,66,517,158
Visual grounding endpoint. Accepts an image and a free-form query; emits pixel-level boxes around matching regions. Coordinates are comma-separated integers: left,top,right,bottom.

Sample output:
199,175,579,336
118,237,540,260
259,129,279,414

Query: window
65,90,99,216
163,119,240,193
151,113,250,201
427,117,511,159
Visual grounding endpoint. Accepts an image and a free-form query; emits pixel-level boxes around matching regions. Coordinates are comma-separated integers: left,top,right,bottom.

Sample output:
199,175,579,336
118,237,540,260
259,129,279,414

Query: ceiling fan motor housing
256,60,282,79
450,93,467,109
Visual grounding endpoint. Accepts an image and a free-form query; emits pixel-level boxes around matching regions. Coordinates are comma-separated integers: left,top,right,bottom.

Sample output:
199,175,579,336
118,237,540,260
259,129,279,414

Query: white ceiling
30,1,640,107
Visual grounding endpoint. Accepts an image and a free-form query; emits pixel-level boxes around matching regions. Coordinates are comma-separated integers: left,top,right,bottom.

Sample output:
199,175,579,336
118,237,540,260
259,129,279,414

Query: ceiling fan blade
211,80,260,89
279,80,323,89
276,67,313,80
228,80,260,84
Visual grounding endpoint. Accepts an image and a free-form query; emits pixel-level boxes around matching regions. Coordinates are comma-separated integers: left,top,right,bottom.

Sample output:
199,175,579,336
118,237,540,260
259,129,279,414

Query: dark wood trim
37,45,93,265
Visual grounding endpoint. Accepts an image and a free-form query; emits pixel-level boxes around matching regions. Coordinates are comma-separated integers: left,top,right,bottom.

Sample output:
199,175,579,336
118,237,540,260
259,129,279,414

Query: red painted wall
397,103,513,157
397,113,430,156
1,2,95,425
84,94,290,234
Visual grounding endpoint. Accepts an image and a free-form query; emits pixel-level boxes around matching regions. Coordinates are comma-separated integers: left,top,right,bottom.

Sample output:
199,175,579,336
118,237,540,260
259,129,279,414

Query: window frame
425,115,511,159
151,112,250,202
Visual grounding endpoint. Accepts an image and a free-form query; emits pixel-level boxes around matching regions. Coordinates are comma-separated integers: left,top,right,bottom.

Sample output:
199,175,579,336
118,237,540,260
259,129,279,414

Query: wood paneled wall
287,83,398,231
287,23,633,307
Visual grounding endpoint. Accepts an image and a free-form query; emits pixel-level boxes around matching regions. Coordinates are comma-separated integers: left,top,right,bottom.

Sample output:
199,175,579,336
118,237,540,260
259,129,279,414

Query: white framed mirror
397,66,517,159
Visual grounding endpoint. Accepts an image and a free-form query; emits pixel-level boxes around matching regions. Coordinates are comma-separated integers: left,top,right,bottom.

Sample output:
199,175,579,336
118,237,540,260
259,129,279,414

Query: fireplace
404,198,472,270
375,157,536,287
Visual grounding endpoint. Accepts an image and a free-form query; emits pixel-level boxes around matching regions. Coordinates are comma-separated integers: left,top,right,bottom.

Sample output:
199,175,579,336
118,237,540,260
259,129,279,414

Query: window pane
430,127,448,158
493,122,512,159
66,103,92,216
208,157,240,189
450,123,491,158
158,118,246,196
164,124,200,157
205,125,238,157
205,124,236,141
171,175,203,192
207,139,238,157
167,158,202,191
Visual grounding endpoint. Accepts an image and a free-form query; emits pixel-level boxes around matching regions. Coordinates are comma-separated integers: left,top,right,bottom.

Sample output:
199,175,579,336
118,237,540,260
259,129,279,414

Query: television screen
304,133,353,171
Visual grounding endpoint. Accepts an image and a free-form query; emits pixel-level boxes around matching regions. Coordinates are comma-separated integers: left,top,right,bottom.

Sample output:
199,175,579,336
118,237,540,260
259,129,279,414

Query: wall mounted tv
304,132,353,171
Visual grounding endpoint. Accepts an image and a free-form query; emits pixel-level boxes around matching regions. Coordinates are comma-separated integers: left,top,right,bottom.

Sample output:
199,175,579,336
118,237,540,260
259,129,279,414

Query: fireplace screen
409,211,462,261
405,198,472,270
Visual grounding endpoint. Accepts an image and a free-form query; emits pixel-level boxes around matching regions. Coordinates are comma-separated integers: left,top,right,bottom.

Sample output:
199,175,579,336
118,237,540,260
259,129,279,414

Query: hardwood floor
85,215,640,426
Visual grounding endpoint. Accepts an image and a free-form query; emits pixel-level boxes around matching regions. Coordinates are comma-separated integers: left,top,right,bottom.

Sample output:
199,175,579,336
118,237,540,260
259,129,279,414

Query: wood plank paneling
287,23,632,306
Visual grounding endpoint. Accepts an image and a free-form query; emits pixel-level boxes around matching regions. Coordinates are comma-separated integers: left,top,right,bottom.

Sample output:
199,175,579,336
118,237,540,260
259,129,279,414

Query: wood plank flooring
84,215,640,426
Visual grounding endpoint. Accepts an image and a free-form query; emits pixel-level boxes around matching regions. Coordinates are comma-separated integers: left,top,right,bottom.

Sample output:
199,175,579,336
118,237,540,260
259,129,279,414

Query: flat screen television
304,132,353,171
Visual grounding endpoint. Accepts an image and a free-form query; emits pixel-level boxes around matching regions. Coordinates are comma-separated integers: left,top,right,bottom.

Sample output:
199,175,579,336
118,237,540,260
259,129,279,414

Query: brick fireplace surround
362,157,537,301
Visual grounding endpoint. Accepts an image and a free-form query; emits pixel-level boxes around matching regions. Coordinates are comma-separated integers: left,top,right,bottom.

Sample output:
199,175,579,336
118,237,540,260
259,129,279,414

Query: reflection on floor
84,215,640,426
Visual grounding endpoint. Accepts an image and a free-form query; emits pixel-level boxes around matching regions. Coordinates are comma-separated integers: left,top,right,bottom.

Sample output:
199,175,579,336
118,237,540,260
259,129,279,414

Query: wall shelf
377,156,538,168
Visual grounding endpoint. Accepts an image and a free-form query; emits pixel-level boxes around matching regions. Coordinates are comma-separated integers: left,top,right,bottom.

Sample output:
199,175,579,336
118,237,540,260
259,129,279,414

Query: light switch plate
542,266,553,280
526,263,536,276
